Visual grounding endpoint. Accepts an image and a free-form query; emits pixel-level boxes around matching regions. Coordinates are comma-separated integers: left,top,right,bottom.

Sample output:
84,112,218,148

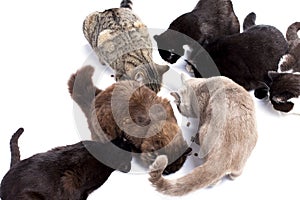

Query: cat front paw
170,92,181,106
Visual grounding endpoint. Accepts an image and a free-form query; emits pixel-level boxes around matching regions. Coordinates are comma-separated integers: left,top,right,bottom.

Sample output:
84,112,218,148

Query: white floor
0,0,299,199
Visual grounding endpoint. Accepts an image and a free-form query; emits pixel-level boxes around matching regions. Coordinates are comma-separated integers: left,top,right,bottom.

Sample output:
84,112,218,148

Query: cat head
154,32,184,64
268,71,300,112
140,121,191,175
122,63,169,93
172,74,202,118
83,138,132,173
280,22,300,72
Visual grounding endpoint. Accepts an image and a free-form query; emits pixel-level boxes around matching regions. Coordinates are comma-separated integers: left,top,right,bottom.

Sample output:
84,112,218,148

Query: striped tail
243,12,256,31
286,22,300,41
10,128,24,168
120,0,132,9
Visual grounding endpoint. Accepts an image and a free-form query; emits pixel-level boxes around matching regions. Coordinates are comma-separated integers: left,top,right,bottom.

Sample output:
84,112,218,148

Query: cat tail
149,153,228,196
286,22,300,41
68,66,102,119
120,0,132,9
10,128,24,168
243,12,256,31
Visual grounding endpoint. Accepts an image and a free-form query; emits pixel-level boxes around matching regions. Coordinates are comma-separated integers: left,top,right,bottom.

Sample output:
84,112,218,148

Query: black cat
198,12,288,98
154,0,240,77
0,128,132,200
268,72,300,113
278,22,300,73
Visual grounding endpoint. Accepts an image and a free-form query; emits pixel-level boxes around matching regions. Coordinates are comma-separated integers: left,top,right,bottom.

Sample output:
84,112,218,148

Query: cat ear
134,72,144,83
157,64,170,74
268,71,280,80
180,73,190,83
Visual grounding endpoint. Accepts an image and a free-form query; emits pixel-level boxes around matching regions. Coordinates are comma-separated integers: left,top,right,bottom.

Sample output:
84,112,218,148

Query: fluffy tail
68,66,102,119
10,128,24,168
243,12,256,31
120,0,132,9
286,22,300,41
149,155,227,196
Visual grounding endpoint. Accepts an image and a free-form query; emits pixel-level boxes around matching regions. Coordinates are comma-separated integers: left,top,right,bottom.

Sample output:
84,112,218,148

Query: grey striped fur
83,1,169,93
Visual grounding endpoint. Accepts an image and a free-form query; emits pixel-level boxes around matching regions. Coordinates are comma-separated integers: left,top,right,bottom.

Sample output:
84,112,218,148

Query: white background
0,0,299,199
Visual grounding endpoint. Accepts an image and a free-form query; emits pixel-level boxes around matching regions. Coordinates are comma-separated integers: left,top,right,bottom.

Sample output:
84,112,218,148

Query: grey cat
149,74,258,196
83,0,169,93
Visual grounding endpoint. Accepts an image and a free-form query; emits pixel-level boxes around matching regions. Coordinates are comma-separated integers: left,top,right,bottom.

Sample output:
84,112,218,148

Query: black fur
243,12,256,31
0,128,132,200
154,0,240,77
200,13,288,93
9,128,23,168
268,72,300,112
120,0,132,9
279,22,300,72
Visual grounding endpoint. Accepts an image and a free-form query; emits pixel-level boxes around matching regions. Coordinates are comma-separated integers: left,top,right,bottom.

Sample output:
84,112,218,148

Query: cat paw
254,87,269,99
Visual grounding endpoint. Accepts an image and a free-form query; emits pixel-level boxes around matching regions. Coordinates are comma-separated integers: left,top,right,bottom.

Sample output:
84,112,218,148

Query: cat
278,22,300,73
148,74,258,196
268,71,300,114
198,12,288,99
0,128,132,200
267,22,300,113
154,0,240,77
83,0,169,93
68,66,191,175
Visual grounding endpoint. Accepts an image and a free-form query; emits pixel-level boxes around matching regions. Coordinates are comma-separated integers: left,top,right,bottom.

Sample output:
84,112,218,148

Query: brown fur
68,66,191,174
149,75,258,196
0,128,132,200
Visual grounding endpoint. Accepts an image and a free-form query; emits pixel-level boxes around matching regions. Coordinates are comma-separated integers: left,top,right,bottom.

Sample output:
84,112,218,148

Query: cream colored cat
149,74,258,196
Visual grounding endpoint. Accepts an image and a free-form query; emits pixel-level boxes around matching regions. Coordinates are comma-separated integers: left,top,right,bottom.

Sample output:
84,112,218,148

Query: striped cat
83,0,169,93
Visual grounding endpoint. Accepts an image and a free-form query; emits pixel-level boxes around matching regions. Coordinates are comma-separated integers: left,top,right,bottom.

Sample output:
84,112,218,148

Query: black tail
286,22,300,41
243,12,256,31
120,0,132,9
10,128,24,168
68,66,102,119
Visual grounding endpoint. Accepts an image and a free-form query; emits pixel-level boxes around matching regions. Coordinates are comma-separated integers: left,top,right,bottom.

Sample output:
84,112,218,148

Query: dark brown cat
0,128,132,200
68,66,191,174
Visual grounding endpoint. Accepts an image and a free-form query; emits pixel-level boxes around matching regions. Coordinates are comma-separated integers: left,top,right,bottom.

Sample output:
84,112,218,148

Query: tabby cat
154,0,240,77
83,0,169,93
68,66,191,175
149,74,258,196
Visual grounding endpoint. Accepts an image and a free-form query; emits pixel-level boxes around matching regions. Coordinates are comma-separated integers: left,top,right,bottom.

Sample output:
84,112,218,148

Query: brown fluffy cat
68,66,191,175
148,74,258,196
83,0,169,93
